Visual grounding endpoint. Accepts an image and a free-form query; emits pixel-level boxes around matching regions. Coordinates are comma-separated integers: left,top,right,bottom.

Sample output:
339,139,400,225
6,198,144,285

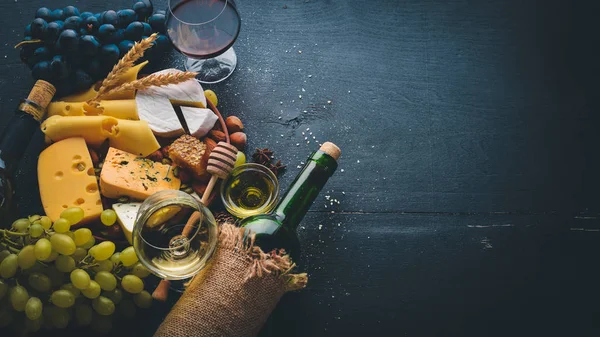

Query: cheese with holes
100,147,180,200
112,202,141,244
38,138,103,223
47,100,139,120
41,115,160,157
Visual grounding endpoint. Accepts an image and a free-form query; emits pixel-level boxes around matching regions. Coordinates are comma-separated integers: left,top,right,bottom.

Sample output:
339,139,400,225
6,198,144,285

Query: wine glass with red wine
166,0,241,84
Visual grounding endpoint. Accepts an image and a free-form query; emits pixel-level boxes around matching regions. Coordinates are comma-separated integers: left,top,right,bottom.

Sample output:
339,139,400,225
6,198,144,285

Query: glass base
185,47,237,84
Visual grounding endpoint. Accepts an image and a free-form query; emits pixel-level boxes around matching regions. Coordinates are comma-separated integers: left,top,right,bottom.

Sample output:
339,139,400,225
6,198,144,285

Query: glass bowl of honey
220,163,279,219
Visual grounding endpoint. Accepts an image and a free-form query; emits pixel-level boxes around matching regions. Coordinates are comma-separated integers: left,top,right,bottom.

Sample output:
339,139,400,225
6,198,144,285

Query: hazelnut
230,132,247,151
209,130,227,142
225,116,244,134
178,168,193,184
160,146,170,158
147,150,164,162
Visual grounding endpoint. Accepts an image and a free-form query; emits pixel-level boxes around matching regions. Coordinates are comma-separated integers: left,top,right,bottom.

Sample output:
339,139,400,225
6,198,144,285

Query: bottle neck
273,150,338,231
0,106,41,175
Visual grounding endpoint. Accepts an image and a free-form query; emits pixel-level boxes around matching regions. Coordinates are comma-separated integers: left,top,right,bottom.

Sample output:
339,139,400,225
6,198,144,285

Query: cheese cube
37,138,103,223
100,147,181,200
112,202,142,244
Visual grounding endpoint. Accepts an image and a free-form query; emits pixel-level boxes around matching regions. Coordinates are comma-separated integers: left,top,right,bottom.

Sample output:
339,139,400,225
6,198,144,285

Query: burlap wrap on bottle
154,224,307,337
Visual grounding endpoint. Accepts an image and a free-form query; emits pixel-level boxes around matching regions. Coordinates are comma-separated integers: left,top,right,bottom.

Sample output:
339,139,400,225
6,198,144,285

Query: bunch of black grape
18,1,170,97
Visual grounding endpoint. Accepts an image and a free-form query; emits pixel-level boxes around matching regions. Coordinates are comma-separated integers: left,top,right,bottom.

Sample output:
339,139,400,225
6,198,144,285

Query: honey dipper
153,142,238,301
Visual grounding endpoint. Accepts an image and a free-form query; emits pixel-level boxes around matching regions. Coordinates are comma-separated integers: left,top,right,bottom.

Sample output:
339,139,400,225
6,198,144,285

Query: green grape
72,247,87,262
46,267,66,287
66,231,76,241
25,297,43,320
17,245,37,269
55,255,76,273
9,285,29,311
110,252,121,265
60,207,85,225
52,218,71,233
50,233,76,255
44,249,59,262
0,250,10,263
29,224,45,238
120,246,139,267
91,312,112,334
75,303,93,326
28,272,52,292
0,279,7,299
40,216,52,230
60,283,81,297
235,151,246,167
34,238,51,261
52,306,70,329
94,260,114,273
103,288,123,305
70,269,91,290
118,299,136,318
73,228,92,246
12,218,30,232
0,254,18,278
51,290,76,308
131,262,151,278
25,316,43,333
81,280,101,299
133,290,153,309
121,274,144,294
95,271,117,291
90,241,115,261
81,236,96,249
100,209,117,226
92,296,115,316
28,215,41,223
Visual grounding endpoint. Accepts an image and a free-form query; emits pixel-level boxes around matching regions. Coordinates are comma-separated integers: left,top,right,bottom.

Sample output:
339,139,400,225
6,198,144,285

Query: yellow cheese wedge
100,147,180,200
38,138,103,223
41,115,160,157
61,61,149,102
47,100,139,119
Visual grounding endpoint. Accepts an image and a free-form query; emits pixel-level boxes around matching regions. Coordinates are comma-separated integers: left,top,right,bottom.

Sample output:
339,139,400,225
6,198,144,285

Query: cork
319,142,341,161
27,80,56,109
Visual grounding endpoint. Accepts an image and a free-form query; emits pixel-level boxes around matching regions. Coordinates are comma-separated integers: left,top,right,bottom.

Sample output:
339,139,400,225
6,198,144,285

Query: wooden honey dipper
153,142,238,301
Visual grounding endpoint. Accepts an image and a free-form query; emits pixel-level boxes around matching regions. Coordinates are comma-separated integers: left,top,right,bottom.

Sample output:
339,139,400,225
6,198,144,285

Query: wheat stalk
94,72,199,101
89,33,158,106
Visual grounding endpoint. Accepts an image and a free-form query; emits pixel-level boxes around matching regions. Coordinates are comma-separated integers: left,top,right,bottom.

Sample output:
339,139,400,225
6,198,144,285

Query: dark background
1,0,600,336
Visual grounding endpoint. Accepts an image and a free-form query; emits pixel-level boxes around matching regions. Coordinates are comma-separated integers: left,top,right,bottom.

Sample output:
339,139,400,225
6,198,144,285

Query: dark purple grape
83,16,100,34
148,13,166,33
125,22,144,41
31,18,48,39
102,10,119,26
98,24,116,42
50,9,66,21
50,55,70,80
63,16,82,31
45,21,64,42
101,44,121,64
111,29,126,44
84,59,103,80
33,47,52,61
63,6,80,18
56,29,79,53
32,61,52,81
35,7,51,21
118,40,135,56
24,24,32,37
142,22,152,36
93,13,103,24
80,35,101,56
80,12,94,21
133,1,153,21
154,34,170,51
55,79,75,98
73,69,93,91
117,9,137,28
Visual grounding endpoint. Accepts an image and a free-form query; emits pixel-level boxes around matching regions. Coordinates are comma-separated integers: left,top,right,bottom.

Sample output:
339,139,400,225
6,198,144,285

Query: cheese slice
180,107,218,138
112,202,142,244
38,138,103,223
100,147,181,200
47,100,139,120
135,95,185,137
137,68,207,108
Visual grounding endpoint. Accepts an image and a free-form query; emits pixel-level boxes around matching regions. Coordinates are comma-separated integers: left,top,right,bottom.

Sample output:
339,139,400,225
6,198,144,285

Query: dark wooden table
2,0,600,336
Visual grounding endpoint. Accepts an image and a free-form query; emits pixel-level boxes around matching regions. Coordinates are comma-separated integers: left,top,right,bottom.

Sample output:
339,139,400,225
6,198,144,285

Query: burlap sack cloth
154,224,307,337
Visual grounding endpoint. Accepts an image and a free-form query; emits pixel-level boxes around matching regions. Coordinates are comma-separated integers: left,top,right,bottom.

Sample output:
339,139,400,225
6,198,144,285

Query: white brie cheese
135,95,185,137
112,202,142,244
180,107,219,138
139,68,207,107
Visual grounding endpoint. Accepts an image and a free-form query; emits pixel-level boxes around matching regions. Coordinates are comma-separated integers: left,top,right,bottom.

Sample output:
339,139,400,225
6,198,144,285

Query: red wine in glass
166,0,241,83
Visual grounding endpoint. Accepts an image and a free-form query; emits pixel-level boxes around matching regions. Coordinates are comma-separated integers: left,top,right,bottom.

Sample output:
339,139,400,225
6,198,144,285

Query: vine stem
0,229,29,237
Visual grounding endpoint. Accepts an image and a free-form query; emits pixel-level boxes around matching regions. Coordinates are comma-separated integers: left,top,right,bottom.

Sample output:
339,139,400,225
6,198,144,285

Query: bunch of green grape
0,207,153,335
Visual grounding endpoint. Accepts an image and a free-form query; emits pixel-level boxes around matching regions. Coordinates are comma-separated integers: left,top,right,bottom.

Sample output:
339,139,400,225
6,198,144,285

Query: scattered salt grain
299,95,302,99
357,160,360,163
341,169,344,172
298,50,302,54
296,143,300,146
327,100,332,104
318,225,323,230
302,88,306,92
308,75,312,78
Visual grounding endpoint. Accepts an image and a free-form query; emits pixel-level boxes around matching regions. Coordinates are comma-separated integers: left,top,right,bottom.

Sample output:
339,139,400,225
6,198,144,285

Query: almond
230,132,247,151
209,130,227,142
225,116,244,134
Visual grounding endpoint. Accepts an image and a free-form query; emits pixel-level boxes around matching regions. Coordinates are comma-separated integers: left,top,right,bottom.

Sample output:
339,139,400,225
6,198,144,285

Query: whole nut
147,150,164,162
225,116,244,134
230,132,247,151
160,146,170,158
178,168,193,184
209,130,227,142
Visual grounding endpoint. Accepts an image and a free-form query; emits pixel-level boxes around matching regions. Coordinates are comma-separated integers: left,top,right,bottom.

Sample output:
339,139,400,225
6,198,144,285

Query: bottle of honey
239,142,340,261
0,80,56,223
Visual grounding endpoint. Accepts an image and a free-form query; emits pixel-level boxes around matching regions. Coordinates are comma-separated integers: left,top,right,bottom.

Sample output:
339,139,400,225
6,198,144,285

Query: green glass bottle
239,142,341,260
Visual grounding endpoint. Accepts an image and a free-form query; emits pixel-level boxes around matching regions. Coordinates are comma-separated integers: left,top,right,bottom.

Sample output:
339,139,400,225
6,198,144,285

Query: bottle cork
319,142,341,161
23,80,56,121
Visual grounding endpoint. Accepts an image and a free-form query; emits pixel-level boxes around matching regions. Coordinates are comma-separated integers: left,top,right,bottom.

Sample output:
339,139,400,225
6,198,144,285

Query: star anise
269,160,286,176
252,148,274,165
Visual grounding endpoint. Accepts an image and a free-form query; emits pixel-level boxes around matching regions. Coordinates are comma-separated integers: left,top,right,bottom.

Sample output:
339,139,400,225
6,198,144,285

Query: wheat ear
94,72,199,101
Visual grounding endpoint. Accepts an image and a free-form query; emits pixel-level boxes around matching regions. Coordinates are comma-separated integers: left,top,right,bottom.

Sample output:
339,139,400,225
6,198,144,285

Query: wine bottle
239,142,341,260
0,80,56,223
